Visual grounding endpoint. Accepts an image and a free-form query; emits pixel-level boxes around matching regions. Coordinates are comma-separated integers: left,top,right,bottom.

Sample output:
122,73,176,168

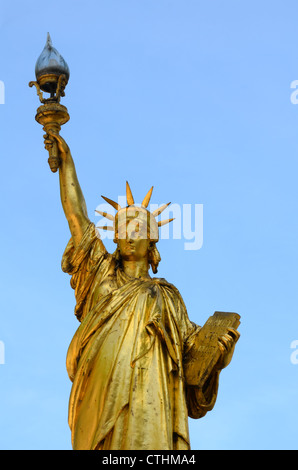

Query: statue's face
118,237,151,261
117,218,151,261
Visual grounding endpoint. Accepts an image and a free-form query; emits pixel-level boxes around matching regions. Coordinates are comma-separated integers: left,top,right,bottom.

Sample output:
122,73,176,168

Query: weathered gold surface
30,77,240,449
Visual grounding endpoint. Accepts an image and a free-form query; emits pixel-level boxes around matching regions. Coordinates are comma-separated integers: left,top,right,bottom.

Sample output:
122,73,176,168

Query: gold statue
31,35,240,451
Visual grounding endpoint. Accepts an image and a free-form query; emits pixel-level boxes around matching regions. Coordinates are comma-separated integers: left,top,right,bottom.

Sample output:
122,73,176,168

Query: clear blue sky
0,0,298,450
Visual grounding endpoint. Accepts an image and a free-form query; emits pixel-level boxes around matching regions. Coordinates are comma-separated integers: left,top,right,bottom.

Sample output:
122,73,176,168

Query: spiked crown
96,182,174,242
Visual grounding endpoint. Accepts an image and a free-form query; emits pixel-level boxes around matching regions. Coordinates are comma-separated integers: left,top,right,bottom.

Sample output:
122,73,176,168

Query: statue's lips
125,243,136,251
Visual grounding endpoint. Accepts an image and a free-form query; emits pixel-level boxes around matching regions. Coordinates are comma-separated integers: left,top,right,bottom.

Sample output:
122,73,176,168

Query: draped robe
62,223,220,450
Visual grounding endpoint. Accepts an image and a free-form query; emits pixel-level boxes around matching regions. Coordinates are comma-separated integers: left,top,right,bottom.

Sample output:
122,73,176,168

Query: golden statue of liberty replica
30,35,240,451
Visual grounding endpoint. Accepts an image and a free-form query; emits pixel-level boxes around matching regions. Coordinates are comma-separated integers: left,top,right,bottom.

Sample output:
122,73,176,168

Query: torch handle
43,122,61,173
34,102,70,174
48,139,60,173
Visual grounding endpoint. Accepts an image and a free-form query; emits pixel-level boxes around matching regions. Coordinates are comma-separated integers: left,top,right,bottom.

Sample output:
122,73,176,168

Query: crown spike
152,202,171,218
158,218,175,227
126,181,135,206
142,186,153,208
101,196,121,211
95,210,115,221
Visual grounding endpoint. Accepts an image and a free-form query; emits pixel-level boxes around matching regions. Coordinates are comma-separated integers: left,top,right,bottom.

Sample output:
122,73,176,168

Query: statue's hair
148,242,161,274
113,242,161,274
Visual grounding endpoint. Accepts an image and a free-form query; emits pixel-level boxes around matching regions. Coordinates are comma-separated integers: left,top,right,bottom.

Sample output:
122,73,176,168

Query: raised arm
45,131,89,247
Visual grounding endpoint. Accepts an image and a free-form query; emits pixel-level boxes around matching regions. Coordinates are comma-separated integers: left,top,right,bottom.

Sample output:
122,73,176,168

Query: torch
29,33,70,172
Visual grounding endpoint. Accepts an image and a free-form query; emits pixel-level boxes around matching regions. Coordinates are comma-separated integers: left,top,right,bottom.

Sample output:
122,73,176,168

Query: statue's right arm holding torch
44,130,89,248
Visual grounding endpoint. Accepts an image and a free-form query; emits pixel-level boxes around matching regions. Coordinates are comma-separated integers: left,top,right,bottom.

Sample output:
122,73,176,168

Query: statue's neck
122,258,151,280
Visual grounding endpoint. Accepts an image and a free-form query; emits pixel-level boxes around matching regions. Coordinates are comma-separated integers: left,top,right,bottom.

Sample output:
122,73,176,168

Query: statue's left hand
217,328,240,370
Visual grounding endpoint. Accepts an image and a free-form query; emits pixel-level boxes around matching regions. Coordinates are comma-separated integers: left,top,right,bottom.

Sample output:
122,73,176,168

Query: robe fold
62,223,219,450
